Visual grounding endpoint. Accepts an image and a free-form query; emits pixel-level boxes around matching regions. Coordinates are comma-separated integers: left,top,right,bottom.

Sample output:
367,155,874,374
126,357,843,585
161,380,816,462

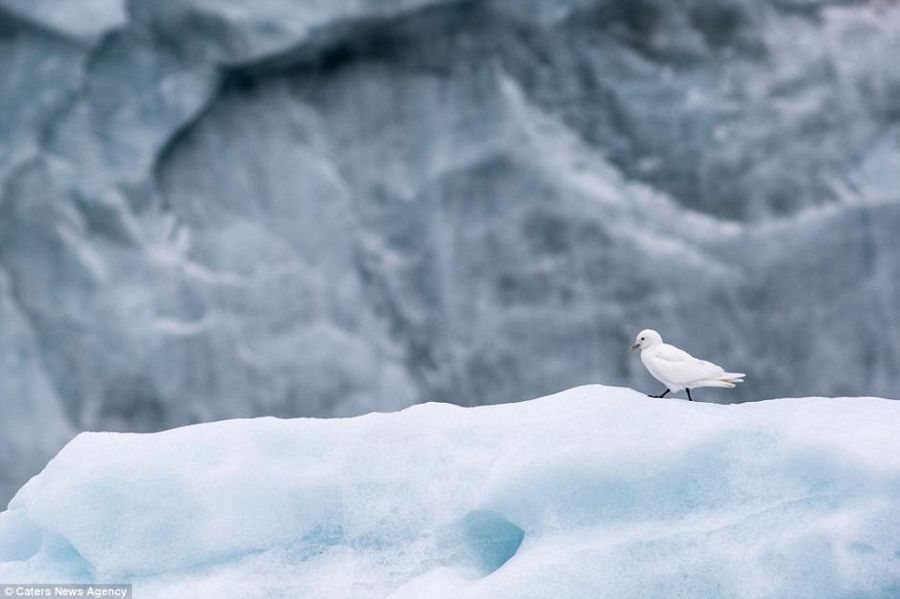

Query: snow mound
1,385,899,598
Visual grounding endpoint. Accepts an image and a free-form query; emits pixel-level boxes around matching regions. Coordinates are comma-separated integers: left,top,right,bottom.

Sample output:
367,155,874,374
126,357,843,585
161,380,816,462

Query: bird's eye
640,337,644,341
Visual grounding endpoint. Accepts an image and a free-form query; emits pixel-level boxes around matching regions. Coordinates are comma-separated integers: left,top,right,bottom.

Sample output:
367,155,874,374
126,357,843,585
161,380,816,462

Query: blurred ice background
1,0,899,502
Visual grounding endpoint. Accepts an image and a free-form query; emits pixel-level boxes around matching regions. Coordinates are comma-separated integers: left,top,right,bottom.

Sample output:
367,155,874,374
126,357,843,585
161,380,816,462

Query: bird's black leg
686,388,693,401
649,388,670,398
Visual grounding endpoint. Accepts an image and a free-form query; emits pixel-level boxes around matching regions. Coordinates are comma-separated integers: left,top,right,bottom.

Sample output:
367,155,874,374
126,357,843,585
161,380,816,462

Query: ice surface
1,385,899,598
0,0,126,39
2,0,900,504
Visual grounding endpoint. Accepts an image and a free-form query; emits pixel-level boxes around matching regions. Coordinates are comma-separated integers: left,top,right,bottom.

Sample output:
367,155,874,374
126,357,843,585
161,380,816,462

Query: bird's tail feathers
693,373,745,389
701,379,737,388
720,372,745,385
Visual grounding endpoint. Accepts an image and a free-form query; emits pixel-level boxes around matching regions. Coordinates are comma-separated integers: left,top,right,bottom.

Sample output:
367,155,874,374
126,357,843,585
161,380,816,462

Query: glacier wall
1,386,899,598
1,0,900,503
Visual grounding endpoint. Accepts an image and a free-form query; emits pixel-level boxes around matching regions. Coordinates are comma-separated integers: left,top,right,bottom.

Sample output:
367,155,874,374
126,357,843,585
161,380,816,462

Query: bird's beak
629,342,639,352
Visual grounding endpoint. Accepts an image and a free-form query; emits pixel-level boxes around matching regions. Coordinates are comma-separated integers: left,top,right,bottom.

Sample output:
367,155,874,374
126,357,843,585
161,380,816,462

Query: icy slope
1,385,898,598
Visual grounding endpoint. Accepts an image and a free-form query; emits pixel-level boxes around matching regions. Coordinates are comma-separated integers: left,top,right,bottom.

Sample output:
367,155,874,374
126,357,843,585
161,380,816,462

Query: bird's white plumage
632,329,744,394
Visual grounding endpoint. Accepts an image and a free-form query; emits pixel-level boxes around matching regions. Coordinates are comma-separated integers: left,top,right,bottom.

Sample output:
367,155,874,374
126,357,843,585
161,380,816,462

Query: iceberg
2,0,900,506
1,385,898,598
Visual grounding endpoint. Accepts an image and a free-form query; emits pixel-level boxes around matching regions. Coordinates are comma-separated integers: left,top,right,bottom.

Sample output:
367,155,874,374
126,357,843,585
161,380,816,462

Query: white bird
629,329,745,401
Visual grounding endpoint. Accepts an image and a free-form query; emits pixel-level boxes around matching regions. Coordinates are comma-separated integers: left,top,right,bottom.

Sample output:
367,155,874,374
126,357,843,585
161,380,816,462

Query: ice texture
1,385,899,598
1,0,900,503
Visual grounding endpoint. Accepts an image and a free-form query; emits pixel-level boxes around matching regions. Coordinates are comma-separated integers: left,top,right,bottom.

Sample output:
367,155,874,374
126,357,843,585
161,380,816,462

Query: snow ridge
1,385,898,598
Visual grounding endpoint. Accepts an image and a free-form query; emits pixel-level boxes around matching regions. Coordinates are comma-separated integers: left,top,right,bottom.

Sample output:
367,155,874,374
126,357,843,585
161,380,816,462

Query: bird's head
630,329,662,351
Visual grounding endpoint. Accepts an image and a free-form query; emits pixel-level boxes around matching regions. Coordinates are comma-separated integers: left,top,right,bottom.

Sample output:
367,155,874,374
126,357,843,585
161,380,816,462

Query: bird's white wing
651,344,724,385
